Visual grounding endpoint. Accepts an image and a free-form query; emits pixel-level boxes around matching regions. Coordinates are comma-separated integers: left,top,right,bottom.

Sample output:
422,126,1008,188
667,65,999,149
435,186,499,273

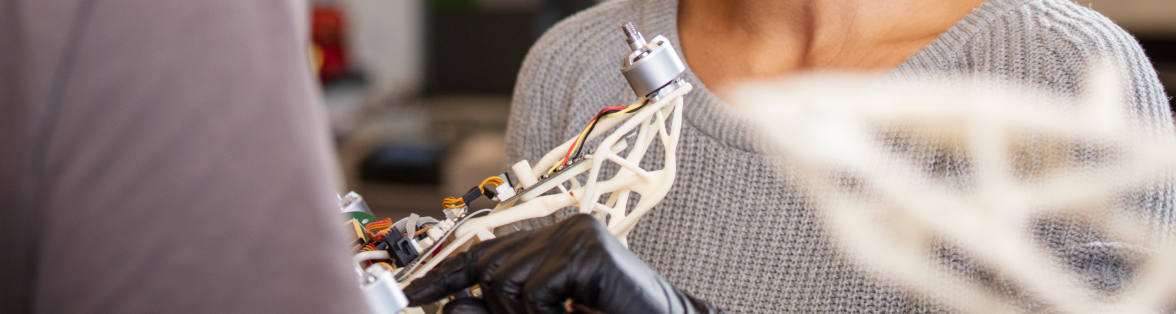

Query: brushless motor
619,22,686,98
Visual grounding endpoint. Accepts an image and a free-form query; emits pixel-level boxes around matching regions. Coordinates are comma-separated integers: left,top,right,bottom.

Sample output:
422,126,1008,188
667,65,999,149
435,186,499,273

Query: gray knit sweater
505,0,1176,312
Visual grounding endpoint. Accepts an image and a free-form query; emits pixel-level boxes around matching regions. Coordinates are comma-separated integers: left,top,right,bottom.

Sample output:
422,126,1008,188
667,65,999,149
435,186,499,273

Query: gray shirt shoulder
895,0,1173,131
506,0,1174,312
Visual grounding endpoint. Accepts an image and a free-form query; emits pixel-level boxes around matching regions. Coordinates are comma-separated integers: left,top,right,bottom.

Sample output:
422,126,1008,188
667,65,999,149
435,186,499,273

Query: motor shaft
622,22,647,51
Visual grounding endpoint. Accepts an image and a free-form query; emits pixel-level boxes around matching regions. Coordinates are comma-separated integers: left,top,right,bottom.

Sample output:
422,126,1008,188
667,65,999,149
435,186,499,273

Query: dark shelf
424,8,536,95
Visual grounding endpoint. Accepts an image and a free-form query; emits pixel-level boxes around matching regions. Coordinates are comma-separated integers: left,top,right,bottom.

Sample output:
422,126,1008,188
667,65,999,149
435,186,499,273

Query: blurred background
310,0,1176,220
313,0,602,220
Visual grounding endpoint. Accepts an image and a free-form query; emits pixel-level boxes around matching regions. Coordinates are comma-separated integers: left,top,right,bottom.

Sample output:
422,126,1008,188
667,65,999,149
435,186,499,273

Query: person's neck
678,0,986,92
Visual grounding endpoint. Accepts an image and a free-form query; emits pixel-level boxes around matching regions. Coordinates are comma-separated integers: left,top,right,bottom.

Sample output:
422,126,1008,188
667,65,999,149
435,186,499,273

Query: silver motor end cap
619,24,685,97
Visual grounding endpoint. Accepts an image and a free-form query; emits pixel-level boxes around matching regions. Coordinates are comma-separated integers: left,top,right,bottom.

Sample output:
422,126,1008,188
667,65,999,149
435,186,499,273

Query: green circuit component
344,218,368,244
344,211,379,227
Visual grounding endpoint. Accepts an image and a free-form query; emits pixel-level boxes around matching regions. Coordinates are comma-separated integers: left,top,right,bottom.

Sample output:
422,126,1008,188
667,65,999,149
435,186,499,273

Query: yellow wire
548,120,597,174
547,99,649,175
444,176,508,209
442,196,465,209
479,176,505,193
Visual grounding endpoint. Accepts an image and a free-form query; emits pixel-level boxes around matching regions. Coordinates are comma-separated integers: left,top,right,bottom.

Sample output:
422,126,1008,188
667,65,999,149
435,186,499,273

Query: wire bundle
479,176,505,194
548,99,651,174
395,208,495,281
355,218,394,247
442,196,465,209
404,225,433,237
364,218,393,233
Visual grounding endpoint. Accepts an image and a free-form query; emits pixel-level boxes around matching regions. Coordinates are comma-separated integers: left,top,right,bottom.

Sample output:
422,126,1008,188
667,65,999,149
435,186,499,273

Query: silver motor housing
620,33,686,98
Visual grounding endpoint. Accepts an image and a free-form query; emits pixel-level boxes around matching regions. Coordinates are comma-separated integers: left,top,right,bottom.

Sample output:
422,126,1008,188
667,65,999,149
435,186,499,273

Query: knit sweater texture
505,0,1176,312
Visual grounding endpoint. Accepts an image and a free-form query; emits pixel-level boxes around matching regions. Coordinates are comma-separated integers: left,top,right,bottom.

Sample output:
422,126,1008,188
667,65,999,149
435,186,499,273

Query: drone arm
601,107,659,228
611,97,683,238
529,108,642,176
576,85,691,214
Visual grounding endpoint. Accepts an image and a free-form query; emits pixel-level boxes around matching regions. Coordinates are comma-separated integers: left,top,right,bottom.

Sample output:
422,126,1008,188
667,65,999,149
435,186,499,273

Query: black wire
570,98,650,161
394,208,495,282
571,110,620,160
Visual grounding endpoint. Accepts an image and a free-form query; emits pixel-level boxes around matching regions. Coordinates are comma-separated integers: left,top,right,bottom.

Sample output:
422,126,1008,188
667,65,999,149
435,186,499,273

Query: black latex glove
403,214,722,314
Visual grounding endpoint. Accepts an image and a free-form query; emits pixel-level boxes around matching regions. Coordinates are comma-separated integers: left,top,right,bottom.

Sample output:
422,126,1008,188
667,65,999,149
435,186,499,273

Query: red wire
561,106,630,167
561,140,578,166
600,105,629,112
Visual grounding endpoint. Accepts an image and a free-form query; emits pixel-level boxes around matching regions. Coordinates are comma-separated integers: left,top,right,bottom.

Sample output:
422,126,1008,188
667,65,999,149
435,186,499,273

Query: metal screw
622,22,647,51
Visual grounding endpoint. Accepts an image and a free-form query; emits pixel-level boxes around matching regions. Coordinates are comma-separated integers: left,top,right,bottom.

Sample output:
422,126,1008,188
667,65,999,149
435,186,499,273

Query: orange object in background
312,5,349,84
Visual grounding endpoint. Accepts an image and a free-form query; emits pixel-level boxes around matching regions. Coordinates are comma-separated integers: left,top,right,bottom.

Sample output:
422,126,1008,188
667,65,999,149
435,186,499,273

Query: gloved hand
403,214,723,314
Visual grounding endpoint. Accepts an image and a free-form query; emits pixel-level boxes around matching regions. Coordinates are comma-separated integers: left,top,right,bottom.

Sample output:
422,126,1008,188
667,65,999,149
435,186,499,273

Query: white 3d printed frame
735,66,1176,314
399,82,691,285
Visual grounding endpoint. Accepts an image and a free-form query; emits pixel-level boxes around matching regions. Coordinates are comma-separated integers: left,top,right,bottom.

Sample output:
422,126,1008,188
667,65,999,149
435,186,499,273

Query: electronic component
620,21,685,98
344,219,368,245
390,22,691,287
341,21,691,313
340,191,378,225
477,173,515,202
382,227,418,267
358,260,409,314
379,215,448,267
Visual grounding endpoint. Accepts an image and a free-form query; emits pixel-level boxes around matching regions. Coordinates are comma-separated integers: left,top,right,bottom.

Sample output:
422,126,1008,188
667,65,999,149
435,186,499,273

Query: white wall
341,0,425,104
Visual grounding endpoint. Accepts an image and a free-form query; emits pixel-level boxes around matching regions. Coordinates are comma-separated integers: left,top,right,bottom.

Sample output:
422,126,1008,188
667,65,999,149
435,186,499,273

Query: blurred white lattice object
734,68,1176,314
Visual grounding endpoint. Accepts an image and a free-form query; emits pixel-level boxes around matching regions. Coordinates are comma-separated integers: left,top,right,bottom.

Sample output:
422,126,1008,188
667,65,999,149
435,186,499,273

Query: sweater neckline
635,0,1035,153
